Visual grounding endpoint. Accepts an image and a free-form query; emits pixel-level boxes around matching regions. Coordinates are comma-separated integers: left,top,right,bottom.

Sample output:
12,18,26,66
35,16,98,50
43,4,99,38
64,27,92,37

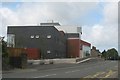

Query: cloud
2,0,119,3
82,24,117,50
15,2,99,24
0,2,99,36
0,7,21,38
82,2,118,51
103,2,118,25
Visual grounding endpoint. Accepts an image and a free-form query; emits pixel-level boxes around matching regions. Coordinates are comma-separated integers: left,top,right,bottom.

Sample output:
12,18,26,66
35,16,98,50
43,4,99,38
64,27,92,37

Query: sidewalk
76,58,91,64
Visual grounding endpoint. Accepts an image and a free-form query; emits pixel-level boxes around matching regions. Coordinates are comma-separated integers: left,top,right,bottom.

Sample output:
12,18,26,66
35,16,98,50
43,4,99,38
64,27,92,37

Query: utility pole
0,36,4,79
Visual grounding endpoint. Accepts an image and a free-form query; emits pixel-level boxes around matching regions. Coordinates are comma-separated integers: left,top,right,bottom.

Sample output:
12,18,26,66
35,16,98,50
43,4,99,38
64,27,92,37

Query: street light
0,37,5,51
0,37,5,43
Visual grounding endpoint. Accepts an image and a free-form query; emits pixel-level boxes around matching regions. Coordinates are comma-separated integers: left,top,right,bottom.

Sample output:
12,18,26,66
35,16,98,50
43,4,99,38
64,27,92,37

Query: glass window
30,35,34,38
7,34,15,47
47,35,51,39
47,50,51,54
36,35,39,38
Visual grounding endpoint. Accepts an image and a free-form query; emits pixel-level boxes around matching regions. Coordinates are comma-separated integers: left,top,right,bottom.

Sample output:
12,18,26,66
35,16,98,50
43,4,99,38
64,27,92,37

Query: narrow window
7,34,15,47
47,35,51,39
30,35,34,38
47,50,51,54
36,35,39,38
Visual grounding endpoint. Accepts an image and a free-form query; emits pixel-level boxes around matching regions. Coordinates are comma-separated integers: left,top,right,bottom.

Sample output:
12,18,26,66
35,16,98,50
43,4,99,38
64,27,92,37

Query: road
2,58,118,78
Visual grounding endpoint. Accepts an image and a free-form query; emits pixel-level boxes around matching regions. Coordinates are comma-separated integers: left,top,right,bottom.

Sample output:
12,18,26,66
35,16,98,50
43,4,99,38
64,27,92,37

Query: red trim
80,40,91,47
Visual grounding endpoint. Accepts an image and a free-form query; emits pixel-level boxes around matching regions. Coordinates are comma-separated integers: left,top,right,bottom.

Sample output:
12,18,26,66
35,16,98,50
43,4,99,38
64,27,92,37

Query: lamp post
0,36,4,77
0,36,5,53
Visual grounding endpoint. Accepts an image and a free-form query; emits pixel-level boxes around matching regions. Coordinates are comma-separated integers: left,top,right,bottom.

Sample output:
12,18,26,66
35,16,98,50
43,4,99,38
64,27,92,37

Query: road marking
34,74,56,78
92,72,105,78
72,70,80,72
84,75,92,78
84,72,105,78
65,71,73,73
105,70,115,78
92,72,101,78
65,70,80,74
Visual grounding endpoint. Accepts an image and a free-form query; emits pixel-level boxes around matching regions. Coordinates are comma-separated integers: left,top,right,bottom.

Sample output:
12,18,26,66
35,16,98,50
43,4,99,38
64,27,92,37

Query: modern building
7,26,66,59
40,21,82,38
55,25,82,39
7,21,92,59
65,33,80,58
40,22,60,26
80,40,91,58
39,21,82,58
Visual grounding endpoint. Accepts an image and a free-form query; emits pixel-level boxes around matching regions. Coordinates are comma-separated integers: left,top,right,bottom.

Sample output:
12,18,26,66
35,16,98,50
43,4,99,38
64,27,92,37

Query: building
65,33,91,58
80,40,91,58
7,26,66,59
39,21,82,58
7,21,92,59
55,25,82,38
66,33,80,58
40,21,82,38
40,22,60,26
91,46,101,57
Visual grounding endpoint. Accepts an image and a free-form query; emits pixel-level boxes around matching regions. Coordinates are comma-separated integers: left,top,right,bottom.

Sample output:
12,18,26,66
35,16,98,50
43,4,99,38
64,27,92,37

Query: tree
106,48,119,60
1,39,11,70
101,50,107,58
2,40,8,57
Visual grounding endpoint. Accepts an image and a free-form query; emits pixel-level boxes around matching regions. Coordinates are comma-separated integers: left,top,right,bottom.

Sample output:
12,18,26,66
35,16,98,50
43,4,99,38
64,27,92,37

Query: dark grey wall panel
7,26,66,59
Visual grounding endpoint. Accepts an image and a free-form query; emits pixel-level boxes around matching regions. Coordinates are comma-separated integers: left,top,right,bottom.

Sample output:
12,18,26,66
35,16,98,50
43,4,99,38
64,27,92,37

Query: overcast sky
0,0,119,52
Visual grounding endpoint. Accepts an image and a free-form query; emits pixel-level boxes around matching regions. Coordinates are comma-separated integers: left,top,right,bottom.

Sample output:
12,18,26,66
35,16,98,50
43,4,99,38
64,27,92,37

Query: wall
7,26,66,59
26,48,40,60
80,40,91,58
82,45,91,58
67,38,80,58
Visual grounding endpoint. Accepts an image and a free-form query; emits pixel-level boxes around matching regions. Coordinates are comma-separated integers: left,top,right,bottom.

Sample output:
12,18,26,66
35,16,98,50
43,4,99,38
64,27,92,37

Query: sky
0,0,119,52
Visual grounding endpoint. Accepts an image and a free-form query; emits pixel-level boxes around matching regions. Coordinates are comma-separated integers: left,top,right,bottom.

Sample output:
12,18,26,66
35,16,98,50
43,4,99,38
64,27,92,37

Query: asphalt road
2,58,118,78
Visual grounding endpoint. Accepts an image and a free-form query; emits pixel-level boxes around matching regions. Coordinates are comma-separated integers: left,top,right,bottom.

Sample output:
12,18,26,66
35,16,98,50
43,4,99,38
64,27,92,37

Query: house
91,46,101,57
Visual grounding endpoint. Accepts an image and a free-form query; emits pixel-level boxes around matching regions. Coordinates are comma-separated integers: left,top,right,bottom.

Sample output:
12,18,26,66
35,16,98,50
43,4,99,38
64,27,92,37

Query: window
36,35,39,38
47,50,51,54
47,35,51,39
30,35,34,38
7,34,15,47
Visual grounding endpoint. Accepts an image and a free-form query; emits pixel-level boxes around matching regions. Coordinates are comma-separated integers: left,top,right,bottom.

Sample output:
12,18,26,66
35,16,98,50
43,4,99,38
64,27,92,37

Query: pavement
2,58,118,78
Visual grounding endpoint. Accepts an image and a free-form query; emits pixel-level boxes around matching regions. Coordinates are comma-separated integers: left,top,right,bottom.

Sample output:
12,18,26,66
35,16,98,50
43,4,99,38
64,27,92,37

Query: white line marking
34,74,56,78
65,71,72,73
65,70,80,74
